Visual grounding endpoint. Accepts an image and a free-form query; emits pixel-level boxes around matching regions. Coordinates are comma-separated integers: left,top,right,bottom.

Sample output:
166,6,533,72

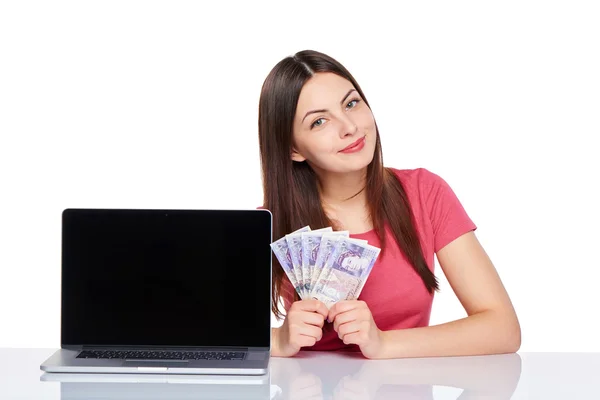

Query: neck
316,167,368,208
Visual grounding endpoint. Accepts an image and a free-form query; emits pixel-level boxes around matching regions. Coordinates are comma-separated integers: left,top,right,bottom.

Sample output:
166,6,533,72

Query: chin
335,151,376,174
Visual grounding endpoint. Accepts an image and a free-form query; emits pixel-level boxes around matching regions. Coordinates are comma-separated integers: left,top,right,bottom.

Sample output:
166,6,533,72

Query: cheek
358,109,376,130
293,134,316,157
300,134,339,158
358,111,377,146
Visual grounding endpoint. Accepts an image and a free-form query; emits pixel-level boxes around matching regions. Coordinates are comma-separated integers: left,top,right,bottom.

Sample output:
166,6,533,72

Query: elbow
509,322,522,353
500,312,521,354
504,330,521,354
485,309,521,354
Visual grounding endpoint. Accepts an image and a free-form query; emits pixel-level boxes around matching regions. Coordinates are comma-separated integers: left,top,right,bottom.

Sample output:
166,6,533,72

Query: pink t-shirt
280,167,477,351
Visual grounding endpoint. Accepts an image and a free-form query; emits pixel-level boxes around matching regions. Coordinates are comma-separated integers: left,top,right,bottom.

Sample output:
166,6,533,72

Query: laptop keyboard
76,350,245,361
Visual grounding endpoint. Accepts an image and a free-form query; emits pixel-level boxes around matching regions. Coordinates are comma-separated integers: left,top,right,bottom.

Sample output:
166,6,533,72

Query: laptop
40,208,272,375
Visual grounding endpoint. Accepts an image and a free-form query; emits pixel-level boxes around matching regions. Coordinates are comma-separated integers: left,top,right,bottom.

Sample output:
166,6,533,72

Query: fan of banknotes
270,226,381,308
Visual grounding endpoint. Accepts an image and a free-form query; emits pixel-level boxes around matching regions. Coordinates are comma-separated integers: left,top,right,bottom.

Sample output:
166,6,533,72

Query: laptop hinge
62,344,84,351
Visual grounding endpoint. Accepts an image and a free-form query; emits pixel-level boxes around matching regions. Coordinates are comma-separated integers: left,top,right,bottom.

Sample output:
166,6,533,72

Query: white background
1,1,598,351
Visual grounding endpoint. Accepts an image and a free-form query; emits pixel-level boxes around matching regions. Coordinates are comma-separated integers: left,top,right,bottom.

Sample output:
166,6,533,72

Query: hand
274,299,329,357
328,300,384,359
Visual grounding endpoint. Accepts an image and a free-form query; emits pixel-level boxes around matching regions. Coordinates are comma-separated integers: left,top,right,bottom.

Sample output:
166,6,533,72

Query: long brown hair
258,50,438,319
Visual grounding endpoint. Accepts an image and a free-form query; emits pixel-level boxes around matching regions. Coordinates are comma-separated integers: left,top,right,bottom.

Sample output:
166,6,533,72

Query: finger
314,300,330,320
337,321,361,340
335,305,372,331
290,323,323,341
340,331,362,346
303,299,329,319
332,309,359,332
328,300,360,322
296,334,319,348
287,333,318,351
292,310,325,328
297,299,329,319
295,299,323,312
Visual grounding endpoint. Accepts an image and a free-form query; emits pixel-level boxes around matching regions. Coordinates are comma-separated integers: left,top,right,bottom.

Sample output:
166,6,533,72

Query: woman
258,50,521,359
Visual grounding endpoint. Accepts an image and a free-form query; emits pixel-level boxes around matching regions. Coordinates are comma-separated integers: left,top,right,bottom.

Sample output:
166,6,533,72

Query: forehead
296,72,355,112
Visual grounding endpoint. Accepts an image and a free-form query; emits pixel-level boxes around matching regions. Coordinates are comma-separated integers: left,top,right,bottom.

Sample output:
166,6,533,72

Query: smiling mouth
339,136,366,152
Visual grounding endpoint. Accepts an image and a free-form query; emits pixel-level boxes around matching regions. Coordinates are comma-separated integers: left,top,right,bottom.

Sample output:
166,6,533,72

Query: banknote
312,237,381,307
300,227,333,294
270,239,301,294
284,226,311,297
271,226,310,296
271,226,380,304
312,269,362,307
309,233,366,297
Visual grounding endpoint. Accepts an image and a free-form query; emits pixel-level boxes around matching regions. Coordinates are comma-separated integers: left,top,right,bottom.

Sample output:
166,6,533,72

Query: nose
338,113,358,138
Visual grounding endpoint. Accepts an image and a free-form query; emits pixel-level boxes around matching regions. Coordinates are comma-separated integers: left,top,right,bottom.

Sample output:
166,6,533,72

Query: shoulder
386,167,445,193
388,167,477,251
386,167,465,220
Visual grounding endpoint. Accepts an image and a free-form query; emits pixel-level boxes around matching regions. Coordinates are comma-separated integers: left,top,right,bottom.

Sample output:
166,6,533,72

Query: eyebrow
301,89,357,123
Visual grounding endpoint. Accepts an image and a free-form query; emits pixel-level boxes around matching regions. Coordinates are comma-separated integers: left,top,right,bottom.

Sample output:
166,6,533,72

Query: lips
340,136,366,152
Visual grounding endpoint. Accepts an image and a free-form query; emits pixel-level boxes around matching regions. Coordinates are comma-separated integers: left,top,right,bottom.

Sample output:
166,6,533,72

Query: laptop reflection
40,371,275,400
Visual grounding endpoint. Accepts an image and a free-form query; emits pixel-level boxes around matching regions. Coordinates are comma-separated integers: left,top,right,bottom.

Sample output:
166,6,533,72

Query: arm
271,328,280,356
378,231,521,358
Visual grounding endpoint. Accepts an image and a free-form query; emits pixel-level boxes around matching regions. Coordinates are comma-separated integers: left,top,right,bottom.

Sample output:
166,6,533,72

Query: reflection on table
39,350,521,400
270,351,521,400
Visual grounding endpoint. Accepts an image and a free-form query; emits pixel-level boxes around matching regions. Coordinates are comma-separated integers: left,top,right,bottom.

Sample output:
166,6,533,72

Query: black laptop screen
61,209,272,348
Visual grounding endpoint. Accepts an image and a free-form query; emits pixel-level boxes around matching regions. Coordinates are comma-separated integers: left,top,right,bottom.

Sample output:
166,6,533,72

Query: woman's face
291,72,377,174
341,255,365,273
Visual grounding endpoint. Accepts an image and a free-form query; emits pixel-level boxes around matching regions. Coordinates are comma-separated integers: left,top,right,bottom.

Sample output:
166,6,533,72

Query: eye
310,118,325,129
346,99,360,109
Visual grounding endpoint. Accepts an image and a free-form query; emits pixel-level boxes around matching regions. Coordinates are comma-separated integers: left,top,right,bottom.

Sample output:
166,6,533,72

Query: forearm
271,328,280,357
377,310,521,359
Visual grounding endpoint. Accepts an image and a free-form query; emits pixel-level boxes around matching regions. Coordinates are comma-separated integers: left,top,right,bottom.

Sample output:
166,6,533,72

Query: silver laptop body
41,208,272,375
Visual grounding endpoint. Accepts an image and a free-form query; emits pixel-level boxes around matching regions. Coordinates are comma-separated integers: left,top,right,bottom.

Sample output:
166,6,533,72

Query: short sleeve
418,168,477,253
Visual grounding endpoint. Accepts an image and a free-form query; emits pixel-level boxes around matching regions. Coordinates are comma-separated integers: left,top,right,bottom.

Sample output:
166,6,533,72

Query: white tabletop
1,348,598,399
